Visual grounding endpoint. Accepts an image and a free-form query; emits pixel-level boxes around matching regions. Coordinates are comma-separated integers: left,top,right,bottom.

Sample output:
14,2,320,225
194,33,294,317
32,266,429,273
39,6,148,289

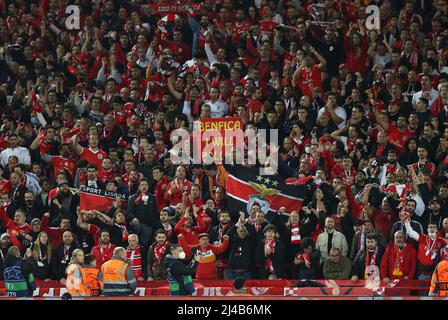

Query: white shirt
318,106,347,129
206,99,229,118
412,88,439,109
0,147,31,167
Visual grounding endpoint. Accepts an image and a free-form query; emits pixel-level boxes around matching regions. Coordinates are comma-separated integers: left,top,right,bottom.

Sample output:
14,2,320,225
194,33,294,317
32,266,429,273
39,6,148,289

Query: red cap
339,63,347,70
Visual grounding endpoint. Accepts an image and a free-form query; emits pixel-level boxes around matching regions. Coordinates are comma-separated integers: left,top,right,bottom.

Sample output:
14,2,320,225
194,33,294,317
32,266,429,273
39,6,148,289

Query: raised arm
403,219,420,241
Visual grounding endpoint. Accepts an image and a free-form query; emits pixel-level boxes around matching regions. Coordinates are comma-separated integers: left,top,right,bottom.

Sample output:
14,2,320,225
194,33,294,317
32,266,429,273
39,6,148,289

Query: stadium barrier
0,279,431,297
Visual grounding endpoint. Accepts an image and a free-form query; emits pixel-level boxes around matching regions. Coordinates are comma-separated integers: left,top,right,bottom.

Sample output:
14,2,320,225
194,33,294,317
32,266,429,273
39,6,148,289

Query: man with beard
9,172,28,209
404,218,448,281
390,200,424,243
410,146,436,179
351,234,384,281
90,229,116,270
350,218,387,261
41,212,72,248
373,104,414,154
139,148,158,182
50,143,77,179
153,208,176,244
379,150,402,186
49,180,79,226
210,210,234,278
351,170,367,196
83,164,104,189
0,233,12,280
51,231,78,285
420,197,447,232
127,178,158,247
147,229,170,281
123,169,142,196
381,231,417,283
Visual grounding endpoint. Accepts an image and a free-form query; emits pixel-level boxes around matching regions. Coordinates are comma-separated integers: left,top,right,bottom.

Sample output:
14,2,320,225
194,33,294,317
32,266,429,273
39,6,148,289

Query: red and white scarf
153,242,169,265
126,245,142,279
290,225,301,245
265,240,276,273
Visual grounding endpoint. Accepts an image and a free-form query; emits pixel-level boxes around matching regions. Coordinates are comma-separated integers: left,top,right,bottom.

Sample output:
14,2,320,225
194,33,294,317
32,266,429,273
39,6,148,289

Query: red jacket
164,179,193,207
154,176,170,209
90,243,116,269
180,239,229,280
41,214,64,249
174,215,206,258
380,242,417,280
0,206,31,251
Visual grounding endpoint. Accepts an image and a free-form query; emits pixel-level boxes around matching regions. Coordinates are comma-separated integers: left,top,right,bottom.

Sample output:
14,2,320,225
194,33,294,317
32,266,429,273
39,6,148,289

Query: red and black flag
80,186,128,212
225,165,309,219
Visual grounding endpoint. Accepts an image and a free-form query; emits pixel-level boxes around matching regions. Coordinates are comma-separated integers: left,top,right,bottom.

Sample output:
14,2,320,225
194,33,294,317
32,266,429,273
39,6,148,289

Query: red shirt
387,124,414,153
98,169,117,184
174,216,206,258
164,178,193,207
91,243,116,269
295,65,322,98
417,235,446,268
246,99,265,113
79,147,107,169
259,19,279,36
154,176,170,210
380,242,417,280
52,156,77,179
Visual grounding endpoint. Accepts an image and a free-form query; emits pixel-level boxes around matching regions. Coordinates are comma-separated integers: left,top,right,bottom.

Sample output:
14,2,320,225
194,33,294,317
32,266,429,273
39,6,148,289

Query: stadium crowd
1,0,448,296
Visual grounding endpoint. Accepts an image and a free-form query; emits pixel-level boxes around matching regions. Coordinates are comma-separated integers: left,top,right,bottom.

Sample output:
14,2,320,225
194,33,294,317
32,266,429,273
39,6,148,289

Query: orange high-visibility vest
66,264,87,296
100,259,132,295
429,260,448,296
80,267,101,296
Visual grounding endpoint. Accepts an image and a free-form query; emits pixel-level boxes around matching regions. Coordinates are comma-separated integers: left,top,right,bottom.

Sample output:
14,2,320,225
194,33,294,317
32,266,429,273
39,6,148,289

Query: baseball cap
58,180,69,187
339,63,347,70
198,233,209,240
31,218,41,225
0,233,10,241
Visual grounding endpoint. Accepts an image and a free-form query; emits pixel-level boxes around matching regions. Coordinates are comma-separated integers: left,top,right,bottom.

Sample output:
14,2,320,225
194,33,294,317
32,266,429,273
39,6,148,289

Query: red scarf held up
153,242,168,265
126,245,142,279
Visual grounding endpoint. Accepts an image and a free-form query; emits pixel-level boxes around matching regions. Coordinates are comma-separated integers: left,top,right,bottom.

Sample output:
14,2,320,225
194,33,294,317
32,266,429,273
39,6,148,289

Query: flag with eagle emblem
225,165,308,220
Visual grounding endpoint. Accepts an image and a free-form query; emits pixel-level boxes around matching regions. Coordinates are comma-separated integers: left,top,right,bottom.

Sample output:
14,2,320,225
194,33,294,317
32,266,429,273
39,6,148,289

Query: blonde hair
32,232,52,264
70,249,84,265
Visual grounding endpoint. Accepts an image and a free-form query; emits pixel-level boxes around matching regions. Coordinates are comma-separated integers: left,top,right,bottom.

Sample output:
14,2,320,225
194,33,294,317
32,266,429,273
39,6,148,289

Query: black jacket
226,225,254,272
126,193,158,227
50,243,78,280
351,247,384,279
4,254,38,296
296,248,321,280
254,239,285,279
165,254,198,295
271,212,318,264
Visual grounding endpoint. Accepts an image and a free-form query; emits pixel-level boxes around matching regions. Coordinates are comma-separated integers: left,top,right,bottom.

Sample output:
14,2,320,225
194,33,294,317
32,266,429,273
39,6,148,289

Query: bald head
113,247,126,258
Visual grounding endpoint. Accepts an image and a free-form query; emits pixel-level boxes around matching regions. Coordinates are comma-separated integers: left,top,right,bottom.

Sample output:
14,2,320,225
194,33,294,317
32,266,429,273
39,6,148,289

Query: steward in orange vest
429,259,448,296
80,254,101,296
98,247,137,296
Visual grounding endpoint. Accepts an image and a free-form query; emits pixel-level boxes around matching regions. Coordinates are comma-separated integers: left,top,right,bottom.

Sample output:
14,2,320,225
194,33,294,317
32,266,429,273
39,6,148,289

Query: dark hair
86,164,98,171
366,234,377,241
263,224,277,234
301,237,314,249
234,277,245,290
